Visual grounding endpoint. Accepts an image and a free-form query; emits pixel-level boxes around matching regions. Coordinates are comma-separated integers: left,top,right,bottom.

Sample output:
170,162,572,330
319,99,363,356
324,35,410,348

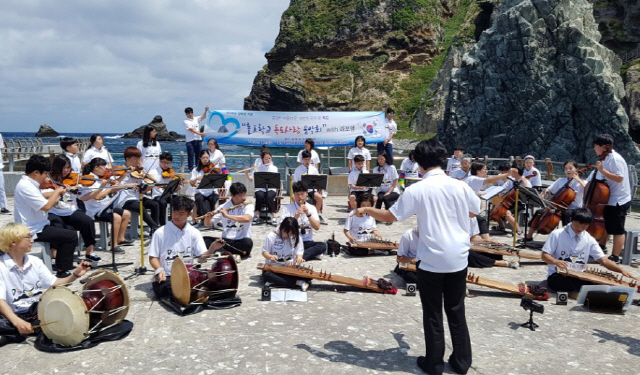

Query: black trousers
376,191,399,209
48,211,96,248
152,277,173,299
547,272,594,292
417,267,472,375
255,190,276,214
468,251,495,268
194,192,219,220
262,270,309,288
210,237,253,258
35,221,78,270
123,198,160,229
0,302,39,346
476,215,489,235
303,241,326,261
154,196,170,225
393,264,418,285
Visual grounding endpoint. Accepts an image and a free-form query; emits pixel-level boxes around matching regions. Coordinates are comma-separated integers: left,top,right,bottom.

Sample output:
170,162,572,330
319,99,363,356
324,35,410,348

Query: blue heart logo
203,111,241,142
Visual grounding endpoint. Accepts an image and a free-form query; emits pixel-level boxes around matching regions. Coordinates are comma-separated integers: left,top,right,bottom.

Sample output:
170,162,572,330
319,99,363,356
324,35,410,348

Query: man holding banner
377,108,397,159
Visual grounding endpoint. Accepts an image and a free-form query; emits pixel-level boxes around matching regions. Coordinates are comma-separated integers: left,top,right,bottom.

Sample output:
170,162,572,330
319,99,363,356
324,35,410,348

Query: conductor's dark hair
142,125,157,148
571,208,593,224
25,155,51,174
279,217,301,248
83,157,107,175
89,134,102,146
357,191,375,208
184,107,194,114
59,137,78,151
353,154,365,163
171,196,195,213
301,150,311,159
159,152,173,162
51,154,71,181
563,160,578,169
292,181,307,193
305,138,315,149
470,162,486,176
498,163,511,172
413,139,447,170
593,134,614,146
355,135,366,146
229,182,247,196
453,145,465,152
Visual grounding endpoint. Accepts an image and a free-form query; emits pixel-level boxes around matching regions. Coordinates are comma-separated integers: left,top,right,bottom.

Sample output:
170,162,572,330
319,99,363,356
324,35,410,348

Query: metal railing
620,44,640,63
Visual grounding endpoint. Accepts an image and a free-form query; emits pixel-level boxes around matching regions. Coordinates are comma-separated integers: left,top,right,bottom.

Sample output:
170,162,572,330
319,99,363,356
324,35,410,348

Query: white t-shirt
136,140,162,172
446,156,462,173
147,166,173,199
184,116,203,142
220,200,254,240
542,225,604,276
398,228,419,259
45,188,79,217
547,177,584,209
373,165,399,194
293,164,319,184
254,163,279,193
523,167,542,187
384,118,398,144
0,254,57,313
347,147,372,170
463,175,486,194
279,202,319,242
400,158,418,175
64,151,82,174
348,168,369,193
113,171,149,207
78,174,118,219
390,168,481,273
344,210,377,241
148,221,207,276
296,149,321,167
190,168,215,197
262,230,305,265
595,150,631,205
450,169,469,180
14,176,50,237
82,146,114,165
208,149,226,168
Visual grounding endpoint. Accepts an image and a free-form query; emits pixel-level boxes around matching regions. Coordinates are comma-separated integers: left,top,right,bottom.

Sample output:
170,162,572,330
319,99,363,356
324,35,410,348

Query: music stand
516,187,545,248
254,172,280,190
301,174,328,206
480,185,505,217
197,174,227,190
159,178,182,201
356,173,384,189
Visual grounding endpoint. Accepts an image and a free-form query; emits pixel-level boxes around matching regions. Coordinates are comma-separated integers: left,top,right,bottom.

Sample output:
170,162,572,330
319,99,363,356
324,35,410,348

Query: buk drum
37,270,130,346
170,254,239,306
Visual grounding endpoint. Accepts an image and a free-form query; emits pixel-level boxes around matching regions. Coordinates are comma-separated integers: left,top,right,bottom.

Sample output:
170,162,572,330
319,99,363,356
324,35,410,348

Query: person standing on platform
354,139,480,375
184,105,209,171
137,125,162,172
377,108,397,159
0,133,8,214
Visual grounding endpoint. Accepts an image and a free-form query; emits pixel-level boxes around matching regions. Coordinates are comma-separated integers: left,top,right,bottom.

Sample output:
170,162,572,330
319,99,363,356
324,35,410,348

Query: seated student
445,145,464,176
468,217,519,269
293,150,325,223
394,227,419,285
148,196,225,299
297,138,321,169
189,150,219,228
0,223,91,347
523,155,542,187
373,151,400,210
280,181,325,261
464,162,510,240
450,157,471,180
541,208,637,292
400,150,419,177
246,148,279,225
114,146,161,235
493,165,532,235
82,134,114,169
46,155,99,262
261,217,310,291
13,155,78,277
210,182,254,258
347,136,371,171
79,158,132,253
344,192,382,254
348,154,370,210
60,137,82,174
147,151,181,226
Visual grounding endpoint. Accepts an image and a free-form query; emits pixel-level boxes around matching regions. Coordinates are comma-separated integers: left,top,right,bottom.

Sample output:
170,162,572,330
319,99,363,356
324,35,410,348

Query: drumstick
32,320,58,329
221,242,246,256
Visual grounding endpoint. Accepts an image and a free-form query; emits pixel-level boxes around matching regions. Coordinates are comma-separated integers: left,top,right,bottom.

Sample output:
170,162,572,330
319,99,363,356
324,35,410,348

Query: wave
104,135,123,139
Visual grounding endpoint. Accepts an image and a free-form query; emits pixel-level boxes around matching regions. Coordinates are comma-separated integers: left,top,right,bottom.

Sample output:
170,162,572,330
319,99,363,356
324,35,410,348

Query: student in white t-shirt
147,152,181,226
348,155,370,210
445,145,464,176
206,138,229,191
400,150,419,177
494,165,532,235
450,157,471,180
394,227,419,285
279,181,325,260
148,196,225,299
247,148,279,225
261,217,310,291
541,208,636,291
82,134,114,169
373,151,399,210
59,137,82,174
344,192,380,255
137,124,162,172
0,223,91,345
208,182,255,258
377,108,397,159
293,151,325,223
296,138,321,169
189,150,219,228
523,155,542,187
464,162,510,240
347,136,371,171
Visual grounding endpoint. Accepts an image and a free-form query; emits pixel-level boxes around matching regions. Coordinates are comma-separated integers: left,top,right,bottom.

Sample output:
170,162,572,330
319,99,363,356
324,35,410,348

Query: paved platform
1,196,639,375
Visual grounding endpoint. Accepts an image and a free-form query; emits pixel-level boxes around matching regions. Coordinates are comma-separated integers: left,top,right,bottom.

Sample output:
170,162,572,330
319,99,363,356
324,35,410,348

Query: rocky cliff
122,115,184,141
35,124,59,137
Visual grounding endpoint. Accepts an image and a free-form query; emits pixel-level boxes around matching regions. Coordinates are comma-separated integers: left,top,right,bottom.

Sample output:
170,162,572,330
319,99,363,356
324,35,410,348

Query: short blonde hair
0,223,31,254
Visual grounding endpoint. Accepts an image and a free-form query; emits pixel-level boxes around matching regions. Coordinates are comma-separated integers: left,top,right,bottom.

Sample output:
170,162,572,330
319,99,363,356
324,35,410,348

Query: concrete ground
1,196,639,375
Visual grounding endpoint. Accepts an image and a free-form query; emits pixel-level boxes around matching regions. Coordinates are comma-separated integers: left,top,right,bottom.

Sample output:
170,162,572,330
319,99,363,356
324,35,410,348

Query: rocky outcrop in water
438,0,640,163
122,115,184,141
35,125,59,137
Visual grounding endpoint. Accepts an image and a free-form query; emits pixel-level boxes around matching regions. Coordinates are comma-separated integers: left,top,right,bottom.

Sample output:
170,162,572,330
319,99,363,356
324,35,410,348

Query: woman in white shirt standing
82,134,113,169
347,136,371,171
373,151,400,210
246,148,279,225
261,217,310,290
137,125,162,172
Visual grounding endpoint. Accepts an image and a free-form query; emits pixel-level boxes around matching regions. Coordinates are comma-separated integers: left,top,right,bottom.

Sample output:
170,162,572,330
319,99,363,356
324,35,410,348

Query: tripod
520,310,539,331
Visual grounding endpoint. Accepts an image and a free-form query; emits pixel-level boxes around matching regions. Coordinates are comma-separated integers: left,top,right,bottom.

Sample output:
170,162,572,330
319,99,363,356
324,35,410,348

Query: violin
130,170,157,184
582,146,612,241
61,173,80,187
161,168,176,179
524,170,538,180
39,179,59,190
202,163,220,174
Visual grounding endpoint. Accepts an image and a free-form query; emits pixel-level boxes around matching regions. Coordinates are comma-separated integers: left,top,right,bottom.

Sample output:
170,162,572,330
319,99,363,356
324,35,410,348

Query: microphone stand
512,179,521,249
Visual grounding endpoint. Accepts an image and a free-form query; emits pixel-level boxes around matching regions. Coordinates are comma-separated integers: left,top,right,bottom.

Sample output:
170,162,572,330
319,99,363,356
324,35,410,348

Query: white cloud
0,0,289,133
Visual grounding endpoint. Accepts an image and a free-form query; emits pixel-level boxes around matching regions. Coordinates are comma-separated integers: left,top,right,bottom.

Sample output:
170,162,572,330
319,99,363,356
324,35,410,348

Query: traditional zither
257,263,398,294
348,237,399,251
471,242,540,260
466,273,550,301
556,267,640,292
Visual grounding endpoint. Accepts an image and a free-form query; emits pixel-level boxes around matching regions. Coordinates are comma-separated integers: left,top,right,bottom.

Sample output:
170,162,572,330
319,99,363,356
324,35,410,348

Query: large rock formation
625,61,640,141
591,0,640,53
438,0,640,163
35,124,59,137
122,115,184,141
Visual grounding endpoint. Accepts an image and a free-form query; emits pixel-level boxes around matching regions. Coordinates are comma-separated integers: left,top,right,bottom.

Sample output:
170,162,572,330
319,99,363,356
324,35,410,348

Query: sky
0,0,290,134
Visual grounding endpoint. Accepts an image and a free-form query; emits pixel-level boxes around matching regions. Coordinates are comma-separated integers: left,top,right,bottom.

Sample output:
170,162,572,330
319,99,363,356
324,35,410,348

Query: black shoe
112,246,125,254
608,254,621,264
86,253,101,262
0,208,10,214
119,240,134,246
56,270,71,278
417,356,439,375
599,244,608,254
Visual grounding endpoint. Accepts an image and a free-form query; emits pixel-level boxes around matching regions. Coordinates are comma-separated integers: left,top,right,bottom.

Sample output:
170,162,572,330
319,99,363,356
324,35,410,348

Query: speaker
406,283,417,297
584,291,627,312
261,286,271,301
556,292,568,305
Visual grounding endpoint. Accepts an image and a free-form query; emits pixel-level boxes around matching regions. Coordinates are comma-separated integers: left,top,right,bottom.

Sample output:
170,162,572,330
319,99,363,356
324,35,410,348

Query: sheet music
480,185,505,200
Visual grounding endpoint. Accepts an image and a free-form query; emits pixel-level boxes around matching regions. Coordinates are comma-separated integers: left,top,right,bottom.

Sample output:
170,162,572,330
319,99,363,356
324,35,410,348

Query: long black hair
278,217,301,248
376,151,392,171
83,157,108,175
196,150,210,172
142,125,157,148
51,155,71,182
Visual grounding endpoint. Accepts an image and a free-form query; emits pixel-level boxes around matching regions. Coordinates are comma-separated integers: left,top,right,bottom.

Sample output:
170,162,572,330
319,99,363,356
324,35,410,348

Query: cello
490,188,517,222
582,147,611,242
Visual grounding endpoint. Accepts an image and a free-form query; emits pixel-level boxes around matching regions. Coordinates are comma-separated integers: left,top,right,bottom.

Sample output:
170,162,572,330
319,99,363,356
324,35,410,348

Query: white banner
203,110,387,147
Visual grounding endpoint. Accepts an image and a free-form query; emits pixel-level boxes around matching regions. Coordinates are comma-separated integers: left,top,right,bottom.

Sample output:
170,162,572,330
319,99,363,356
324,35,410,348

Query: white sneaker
506,260,520,269
299,281,309,292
